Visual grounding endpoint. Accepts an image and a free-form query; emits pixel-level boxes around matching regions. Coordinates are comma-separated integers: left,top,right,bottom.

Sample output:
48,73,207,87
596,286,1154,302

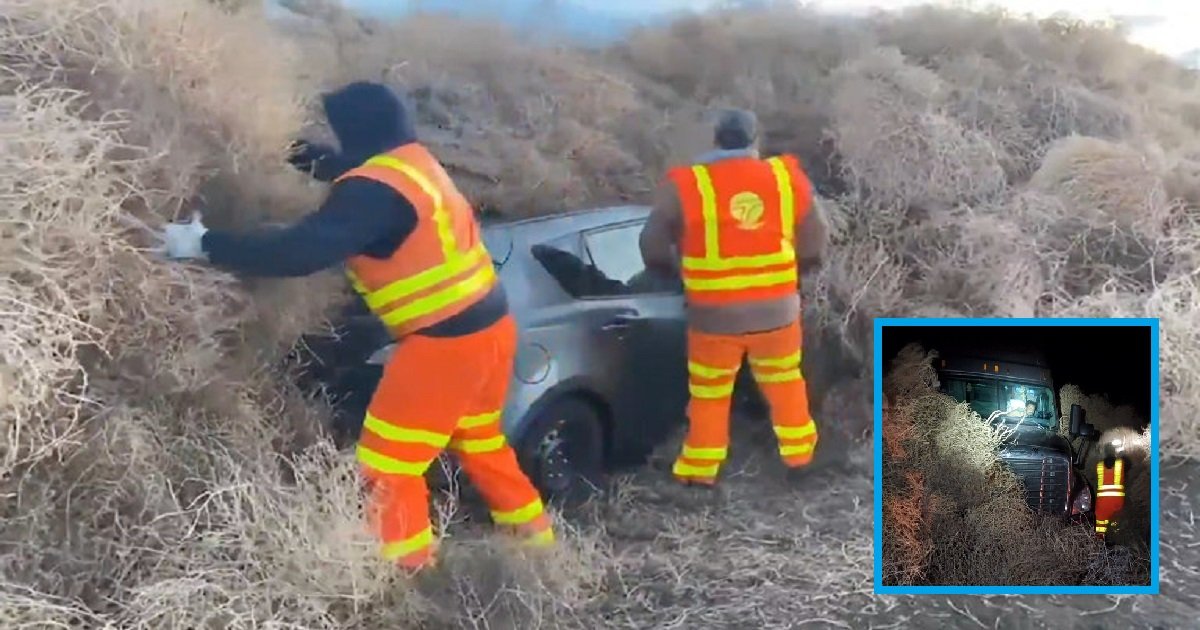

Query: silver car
295,205,763,503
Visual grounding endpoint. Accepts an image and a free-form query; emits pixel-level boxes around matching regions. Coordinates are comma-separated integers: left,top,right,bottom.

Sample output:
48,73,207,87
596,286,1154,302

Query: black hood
321,81,416,161
999,422,1072,453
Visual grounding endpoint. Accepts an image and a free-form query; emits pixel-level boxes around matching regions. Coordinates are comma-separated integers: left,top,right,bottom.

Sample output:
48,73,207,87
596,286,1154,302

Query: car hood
998,423,1072,455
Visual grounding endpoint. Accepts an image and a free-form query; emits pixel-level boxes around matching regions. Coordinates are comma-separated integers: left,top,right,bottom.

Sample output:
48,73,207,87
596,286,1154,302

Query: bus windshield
941,376,1056,428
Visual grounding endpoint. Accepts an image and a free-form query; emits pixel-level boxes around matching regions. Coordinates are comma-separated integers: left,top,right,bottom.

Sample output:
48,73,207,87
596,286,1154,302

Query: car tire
517,397,607,510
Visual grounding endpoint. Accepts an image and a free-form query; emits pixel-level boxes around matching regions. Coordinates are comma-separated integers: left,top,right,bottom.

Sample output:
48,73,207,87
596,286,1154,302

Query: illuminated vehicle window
942,376,1055,427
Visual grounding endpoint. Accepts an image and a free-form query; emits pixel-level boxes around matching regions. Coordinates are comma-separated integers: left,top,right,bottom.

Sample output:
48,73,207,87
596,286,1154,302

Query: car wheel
517,397,606,510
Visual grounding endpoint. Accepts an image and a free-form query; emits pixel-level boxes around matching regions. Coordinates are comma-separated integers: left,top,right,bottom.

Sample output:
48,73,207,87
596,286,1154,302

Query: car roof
483,204,651,235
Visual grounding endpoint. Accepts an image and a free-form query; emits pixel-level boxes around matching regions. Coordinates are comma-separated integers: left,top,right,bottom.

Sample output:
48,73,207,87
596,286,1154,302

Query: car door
576,220,689,464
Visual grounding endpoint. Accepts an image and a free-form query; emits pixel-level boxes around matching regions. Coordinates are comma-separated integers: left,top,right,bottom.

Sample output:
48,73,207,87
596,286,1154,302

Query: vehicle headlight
1071,486,1092,515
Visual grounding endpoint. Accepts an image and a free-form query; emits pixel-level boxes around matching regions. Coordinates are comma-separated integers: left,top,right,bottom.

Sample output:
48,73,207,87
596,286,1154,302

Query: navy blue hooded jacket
201,81,506,337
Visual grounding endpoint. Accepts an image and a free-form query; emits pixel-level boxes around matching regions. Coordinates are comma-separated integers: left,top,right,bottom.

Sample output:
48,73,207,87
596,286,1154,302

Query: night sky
881,324,1154,421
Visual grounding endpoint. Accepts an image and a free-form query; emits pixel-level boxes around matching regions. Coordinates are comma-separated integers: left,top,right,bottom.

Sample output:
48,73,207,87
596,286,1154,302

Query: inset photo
873,318,1159,595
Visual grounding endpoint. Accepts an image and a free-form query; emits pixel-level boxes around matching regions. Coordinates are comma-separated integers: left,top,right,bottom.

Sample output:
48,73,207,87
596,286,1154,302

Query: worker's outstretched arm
789,161,828,267
201,179,417,278
639,181,682,274
796,196,829,267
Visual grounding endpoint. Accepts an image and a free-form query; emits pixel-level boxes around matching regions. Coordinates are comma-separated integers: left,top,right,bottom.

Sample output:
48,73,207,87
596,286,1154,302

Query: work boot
675,476,718,489
519,526,557,550
785,432,851,483
663,474,727,507
395,550,439,577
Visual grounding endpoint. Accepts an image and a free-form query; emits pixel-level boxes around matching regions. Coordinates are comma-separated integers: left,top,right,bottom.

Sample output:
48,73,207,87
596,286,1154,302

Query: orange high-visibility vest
1094,458,1126,538
335,143,497,337
668,154,813,306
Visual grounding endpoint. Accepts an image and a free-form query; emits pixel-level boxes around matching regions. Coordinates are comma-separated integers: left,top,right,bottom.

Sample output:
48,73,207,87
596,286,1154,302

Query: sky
881,325,1154,418
804,0,1198,58
337,0,1198,61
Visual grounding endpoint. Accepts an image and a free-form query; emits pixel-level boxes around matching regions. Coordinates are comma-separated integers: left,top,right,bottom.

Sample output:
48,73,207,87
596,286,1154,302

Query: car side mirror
1069,403,1084,436
1070,403,1100,440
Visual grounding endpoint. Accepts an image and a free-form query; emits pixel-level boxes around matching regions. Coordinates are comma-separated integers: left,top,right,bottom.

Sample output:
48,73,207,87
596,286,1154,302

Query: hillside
1,0,1198,627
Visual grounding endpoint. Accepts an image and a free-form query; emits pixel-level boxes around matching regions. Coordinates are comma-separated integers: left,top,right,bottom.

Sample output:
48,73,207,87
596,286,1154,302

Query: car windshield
942,376,1056,428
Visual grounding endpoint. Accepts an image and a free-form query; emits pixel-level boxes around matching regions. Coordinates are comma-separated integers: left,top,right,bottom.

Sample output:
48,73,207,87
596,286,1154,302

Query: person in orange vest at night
161,81,554,572
1094,438,1127,540
639,108,831,487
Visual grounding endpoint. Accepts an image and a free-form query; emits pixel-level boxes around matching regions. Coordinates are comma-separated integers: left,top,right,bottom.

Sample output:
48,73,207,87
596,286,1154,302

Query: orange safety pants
673,319,818,485
1095,495,1124,540
356,315,554,571
1094,459,1126,540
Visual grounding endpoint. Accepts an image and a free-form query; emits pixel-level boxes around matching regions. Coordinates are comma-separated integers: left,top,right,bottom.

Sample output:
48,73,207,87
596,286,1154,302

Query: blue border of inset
872,317,1160,595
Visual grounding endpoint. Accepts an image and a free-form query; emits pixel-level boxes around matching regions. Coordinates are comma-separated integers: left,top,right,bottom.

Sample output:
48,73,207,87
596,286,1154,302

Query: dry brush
2,0,1195,626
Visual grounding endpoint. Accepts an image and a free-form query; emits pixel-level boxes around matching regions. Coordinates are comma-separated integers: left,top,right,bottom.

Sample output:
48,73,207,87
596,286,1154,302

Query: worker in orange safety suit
1094,438,1127,540
638,108,830,486
161,81,554,572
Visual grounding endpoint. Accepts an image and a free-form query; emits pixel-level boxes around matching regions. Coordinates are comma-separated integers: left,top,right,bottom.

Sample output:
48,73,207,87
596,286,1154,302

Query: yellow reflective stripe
356,444,434,476
381,526,435,561
692,165,720,261
362,245,488,310
767,157,795,242
673,460,719,478
681,445,728,461
754,368,802,384
362,414,451,447
523,528,556,547
1098,484,1125,490
780,442,814,457
775,423,816,440
364,155,457,260
688,361,737,379
750,350,802,369
450,435,507,454
492,498,545,526
1098,460,1126,486
347,269,369,295
681,247,795,271
379,264,496,328
683,267,797,291
681,157,797,274
689,382,735,399
458,411,501,429
1097,491,1126,497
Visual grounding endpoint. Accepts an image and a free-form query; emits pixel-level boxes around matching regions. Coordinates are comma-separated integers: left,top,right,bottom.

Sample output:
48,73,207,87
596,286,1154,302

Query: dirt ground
603,450,1192,629
426,403,1195,630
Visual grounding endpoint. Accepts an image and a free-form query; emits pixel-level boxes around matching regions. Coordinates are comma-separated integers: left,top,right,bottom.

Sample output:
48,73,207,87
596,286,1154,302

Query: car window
530,238,612,299
481,226,513,268
581,223,682,298
943,376,999,419
583,224,645,285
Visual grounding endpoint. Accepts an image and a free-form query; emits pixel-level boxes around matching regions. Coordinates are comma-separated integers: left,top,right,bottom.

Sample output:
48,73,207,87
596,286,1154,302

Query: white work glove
163,212,209,260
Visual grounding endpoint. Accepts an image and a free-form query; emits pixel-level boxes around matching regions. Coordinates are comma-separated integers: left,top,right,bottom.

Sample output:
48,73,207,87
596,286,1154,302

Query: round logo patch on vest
729,191,765,230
